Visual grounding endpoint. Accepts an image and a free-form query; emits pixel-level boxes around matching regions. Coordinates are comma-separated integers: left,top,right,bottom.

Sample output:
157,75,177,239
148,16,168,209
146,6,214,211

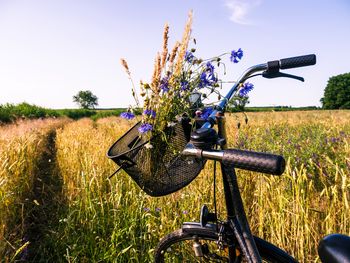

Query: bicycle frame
183,117,263,262
181,63,270,263
182,62,284,262
218,115,262,262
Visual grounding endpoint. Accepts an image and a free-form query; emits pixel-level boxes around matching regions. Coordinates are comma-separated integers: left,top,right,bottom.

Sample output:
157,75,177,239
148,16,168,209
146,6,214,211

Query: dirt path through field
21,129,66,261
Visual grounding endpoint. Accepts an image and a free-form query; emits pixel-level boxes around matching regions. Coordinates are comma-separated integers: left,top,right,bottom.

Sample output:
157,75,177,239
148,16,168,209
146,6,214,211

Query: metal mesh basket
107,119,205,197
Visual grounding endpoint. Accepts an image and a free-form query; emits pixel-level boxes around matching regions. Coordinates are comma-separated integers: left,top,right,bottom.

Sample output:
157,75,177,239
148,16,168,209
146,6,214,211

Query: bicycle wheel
154,228,297,263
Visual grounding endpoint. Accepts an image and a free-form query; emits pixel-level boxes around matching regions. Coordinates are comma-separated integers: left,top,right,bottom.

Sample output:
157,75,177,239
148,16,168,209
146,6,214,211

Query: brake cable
213,145,218,232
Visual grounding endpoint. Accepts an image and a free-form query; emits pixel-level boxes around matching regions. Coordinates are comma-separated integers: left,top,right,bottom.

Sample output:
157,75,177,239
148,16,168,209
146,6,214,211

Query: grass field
0,110,349,262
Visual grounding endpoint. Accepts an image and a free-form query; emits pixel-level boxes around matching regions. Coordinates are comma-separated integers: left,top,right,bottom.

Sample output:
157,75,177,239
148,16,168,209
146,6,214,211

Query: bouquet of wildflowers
120,11,253,148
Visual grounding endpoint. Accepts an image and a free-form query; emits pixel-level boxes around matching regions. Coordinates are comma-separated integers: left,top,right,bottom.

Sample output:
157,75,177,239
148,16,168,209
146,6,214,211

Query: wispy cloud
225,0,262,25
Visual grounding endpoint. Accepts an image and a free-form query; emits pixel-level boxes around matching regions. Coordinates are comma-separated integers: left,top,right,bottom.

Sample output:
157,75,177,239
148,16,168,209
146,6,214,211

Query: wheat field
0,110,349,262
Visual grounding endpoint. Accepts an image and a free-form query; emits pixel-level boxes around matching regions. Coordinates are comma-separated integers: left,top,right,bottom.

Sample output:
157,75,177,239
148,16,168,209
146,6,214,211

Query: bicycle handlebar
183,145,286,175
201,54,317,129
280,54,316,69
222,149,285,175
267,54,316,72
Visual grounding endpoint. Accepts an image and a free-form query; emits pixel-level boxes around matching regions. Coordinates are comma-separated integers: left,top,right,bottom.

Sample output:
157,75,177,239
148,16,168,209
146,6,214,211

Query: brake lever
262,71,304,82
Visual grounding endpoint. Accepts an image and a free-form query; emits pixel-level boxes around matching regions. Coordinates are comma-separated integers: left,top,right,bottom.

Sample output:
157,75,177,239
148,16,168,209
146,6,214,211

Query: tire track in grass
20,129,67,262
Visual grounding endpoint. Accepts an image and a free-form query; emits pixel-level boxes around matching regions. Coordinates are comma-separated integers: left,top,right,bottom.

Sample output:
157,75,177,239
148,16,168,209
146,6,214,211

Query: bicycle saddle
318,234,350,263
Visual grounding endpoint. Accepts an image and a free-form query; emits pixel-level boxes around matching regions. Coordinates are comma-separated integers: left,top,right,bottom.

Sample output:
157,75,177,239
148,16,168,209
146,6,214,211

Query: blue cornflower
199,72,208,88
201,107,214,119
181,81,189,91
209,73,218,83
199,71,217,89
239,82,254,97
143,109,156,118
120,111,135,120
206,62,214,73
160,77,169,92
185,51,195,63
138,123,153,134
331,137,338,143
230,48,243,63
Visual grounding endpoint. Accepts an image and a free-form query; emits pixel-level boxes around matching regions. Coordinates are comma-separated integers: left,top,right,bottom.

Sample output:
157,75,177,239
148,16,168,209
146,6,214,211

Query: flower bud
195,110,202,117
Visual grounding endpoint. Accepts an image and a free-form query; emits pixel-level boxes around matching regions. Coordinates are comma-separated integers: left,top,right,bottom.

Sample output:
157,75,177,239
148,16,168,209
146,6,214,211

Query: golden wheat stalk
161,23,169,70
151,53,162,94
169,41,180,67
120,58,130,75
174,10,193,76
120,58,140,107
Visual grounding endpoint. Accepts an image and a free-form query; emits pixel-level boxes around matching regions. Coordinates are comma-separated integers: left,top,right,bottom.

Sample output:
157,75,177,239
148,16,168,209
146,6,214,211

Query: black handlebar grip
279,54,316,70
222,149,285,175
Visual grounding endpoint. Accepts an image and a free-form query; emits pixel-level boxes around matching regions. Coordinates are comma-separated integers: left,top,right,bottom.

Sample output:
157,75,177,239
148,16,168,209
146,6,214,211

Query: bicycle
108,54,350,262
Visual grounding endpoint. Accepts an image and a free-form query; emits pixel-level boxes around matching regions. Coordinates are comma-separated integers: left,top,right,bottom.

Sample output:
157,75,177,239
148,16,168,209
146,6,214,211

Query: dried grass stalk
151,53,162,94
161,23,169,70
120,58,140,106
174,10,193,76
169,41,180,67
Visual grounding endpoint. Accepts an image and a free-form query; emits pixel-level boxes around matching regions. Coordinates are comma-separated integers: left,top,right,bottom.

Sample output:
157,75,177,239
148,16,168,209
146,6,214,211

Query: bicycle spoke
160,238,229,262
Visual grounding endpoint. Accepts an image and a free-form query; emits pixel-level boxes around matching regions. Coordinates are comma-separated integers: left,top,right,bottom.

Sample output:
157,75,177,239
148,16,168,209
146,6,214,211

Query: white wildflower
145,143,153,149
167,122,176,127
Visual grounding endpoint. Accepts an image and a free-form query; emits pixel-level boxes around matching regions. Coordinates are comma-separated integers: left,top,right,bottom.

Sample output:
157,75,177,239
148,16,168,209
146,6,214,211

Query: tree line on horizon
1,72,349,123
72,72,350,112
0,103,124,124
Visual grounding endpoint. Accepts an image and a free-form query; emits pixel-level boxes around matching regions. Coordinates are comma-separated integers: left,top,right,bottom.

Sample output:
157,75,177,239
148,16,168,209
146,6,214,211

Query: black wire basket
107,118,205,197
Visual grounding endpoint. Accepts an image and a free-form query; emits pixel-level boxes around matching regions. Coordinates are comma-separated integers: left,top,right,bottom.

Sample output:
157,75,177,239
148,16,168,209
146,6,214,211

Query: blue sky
0,0,349,108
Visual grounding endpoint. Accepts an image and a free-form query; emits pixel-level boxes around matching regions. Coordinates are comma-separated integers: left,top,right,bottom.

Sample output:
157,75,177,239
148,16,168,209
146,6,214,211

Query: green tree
321,73,350,109
73,90,99,109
